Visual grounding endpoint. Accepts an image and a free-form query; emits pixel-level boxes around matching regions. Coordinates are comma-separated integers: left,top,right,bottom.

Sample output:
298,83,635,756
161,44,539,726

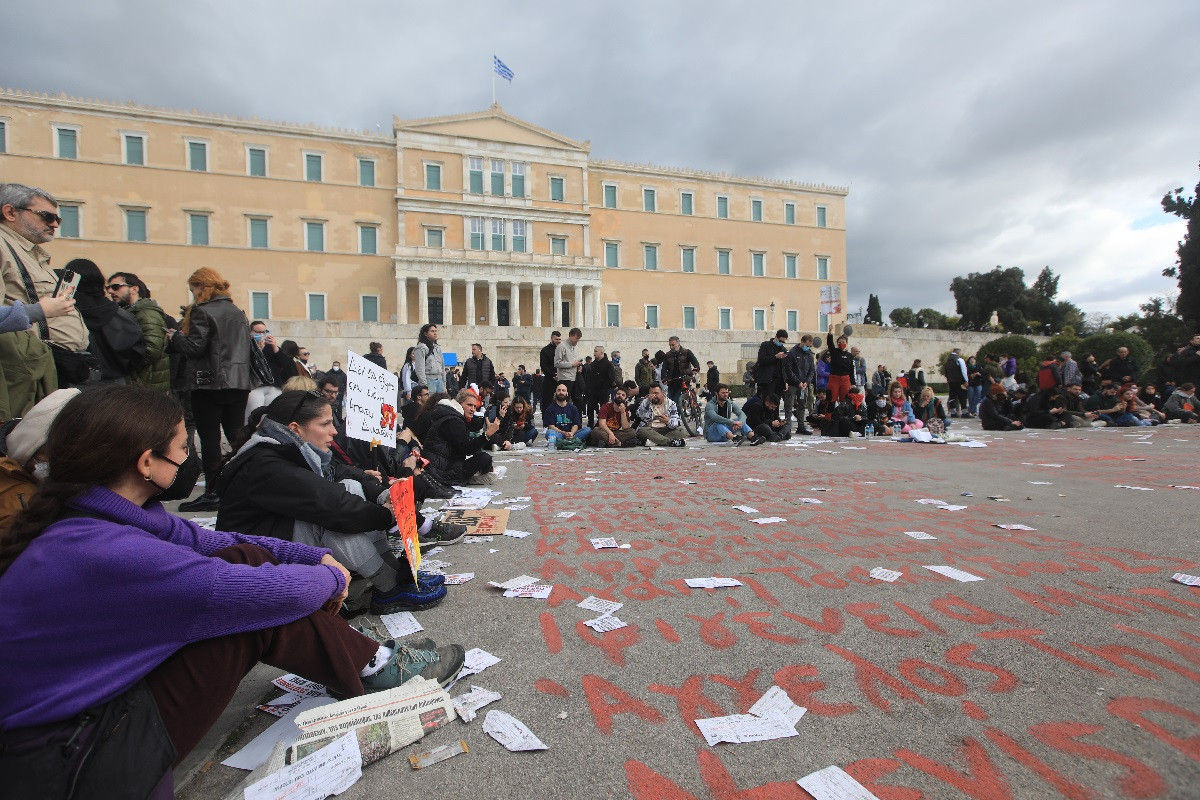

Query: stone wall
269,321,1046,384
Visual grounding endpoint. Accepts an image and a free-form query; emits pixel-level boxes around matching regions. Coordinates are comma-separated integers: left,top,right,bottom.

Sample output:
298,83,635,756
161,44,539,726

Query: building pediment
394,105,589,153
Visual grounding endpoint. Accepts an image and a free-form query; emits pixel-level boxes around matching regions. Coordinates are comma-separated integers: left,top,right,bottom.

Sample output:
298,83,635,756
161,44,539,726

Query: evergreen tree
864,294,883,325
1162,162,1200,329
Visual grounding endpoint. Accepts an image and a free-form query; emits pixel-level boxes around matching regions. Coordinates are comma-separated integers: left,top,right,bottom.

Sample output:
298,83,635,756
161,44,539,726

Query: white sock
418,517,434,536
360,645,394,677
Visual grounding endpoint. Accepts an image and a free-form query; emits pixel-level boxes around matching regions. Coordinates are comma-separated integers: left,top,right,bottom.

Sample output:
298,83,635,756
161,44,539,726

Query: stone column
487,280,498,327
510,280,521,328
441,278,453,327
465,280,476,326
417,277,429,324
552,283,563,329
574,285,584,329
395,273,408,324
592,284,602,327
531,281,543,328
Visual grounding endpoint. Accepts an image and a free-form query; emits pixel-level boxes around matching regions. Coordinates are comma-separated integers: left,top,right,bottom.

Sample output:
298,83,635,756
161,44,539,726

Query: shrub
1077,332,1153,381
974,335,1040,378
1037,329,1083,362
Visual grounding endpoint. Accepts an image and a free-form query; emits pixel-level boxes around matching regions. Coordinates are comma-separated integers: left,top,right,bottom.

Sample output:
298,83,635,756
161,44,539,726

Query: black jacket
462,355,496,388
539,343,557,384
661,348,699,386
364,352,387,371
76,293,146,380
584,356,616,397
826,333,855,377
1101,355,1139,384
756,339,787,389
215,440,392,541
422,400,486,484
784,345,816,387
170,296,256,391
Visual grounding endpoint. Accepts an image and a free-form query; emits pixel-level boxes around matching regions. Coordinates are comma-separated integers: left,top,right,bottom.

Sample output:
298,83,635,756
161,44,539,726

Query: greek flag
493,55,514,82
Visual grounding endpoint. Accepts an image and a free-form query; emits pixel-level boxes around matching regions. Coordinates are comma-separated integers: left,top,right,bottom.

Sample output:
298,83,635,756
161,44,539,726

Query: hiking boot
419,519,467,547
178,493,220,512
361,638,467,692
370,582,447,615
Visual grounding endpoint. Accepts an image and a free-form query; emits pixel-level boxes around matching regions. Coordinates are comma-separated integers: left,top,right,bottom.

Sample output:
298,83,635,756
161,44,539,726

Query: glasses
106,283,129,292
17,207,62,225
288,389,323,422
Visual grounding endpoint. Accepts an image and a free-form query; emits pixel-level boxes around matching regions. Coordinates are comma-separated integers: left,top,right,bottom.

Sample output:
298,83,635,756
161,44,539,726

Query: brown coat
0,457,37,534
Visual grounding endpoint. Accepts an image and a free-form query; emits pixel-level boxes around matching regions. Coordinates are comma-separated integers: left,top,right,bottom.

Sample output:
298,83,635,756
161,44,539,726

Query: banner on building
345,351,399,449
820,285,843,315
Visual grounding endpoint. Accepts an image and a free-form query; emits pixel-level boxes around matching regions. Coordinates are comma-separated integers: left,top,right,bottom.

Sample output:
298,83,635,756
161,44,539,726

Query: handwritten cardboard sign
345,351,398,449
442,509,510,536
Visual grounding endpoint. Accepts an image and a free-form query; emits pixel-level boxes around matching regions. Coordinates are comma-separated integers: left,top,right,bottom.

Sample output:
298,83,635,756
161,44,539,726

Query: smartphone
53,269,81,299
418,457,430,469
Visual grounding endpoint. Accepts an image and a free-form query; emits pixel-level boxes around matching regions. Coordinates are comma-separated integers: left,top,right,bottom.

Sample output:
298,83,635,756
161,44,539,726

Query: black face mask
150,450,203,502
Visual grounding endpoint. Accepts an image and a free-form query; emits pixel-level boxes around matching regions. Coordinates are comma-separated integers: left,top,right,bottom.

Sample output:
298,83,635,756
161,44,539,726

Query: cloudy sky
9,1,1198,319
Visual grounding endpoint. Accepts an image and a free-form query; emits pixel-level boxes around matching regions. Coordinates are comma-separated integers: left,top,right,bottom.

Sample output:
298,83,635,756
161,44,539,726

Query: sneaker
466,471,495,485
668,438,686,448
178,493,220,512
734,434,747,447
512,442,527,450
370,582,447,615
361,638,467,692
750,436,767,446
419,519,468,547
416,571,446,588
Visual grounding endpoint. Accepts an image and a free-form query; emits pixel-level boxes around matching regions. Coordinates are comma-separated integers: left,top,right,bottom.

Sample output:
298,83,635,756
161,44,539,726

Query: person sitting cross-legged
1164,382,1199,423
543,382,591,445
704,383,752,444
881,381,923,435
834,386,874,437
744,392,791,442
0,387,464,797
980,383,1024,431
635,384,687,447
588,386,639,448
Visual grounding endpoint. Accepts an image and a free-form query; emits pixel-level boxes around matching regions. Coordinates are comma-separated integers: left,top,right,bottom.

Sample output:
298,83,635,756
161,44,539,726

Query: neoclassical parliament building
0,89,847,337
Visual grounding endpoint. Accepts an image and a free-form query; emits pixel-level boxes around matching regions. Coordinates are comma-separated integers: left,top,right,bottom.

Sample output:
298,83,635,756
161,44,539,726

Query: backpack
1037,362,1059,391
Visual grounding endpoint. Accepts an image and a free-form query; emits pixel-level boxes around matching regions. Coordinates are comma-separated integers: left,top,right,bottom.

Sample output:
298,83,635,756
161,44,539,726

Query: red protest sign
389,477,421,583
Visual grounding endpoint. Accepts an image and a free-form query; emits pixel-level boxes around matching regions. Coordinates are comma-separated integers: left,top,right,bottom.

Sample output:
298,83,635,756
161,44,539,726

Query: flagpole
491,56,496,105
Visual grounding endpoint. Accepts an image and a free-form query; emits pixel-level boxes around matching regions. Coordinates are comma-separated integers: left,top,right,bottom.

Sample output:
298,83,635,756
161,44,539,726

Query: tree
1037,328,1083,362
864,294,883,325
1162,162,1200,329
916,308,959,330
889,307,916,327
950,265,1082,333
1113,296,1189,368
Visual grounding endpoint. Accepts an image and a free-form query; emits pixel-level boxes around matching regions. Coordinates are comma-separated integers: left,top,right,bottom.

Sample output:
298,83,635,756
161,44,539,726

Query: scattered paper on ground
1114,485,1154,491
578,596,624,616
584,615,628,632
222,696,336,770
272,675,327,698
379,611,423,640
488,575,539,590
747,685,808,726
694,713,799,746
732,505,759,513
915,499,947,505
685,577,744,589
1172,573,1200,586
924,565,985,582
554,511,577,519
244,730,361,800
503,583,553,599
937,504,968,511
797,765,882,800
1170,485,1200,490
902,531,937,540
869,567,903,582
994,524,1037,531
409,739,468,770
751,516,787,524
459,648,501,678
452,686,502,722
1028,481,1054,485
442,573,474,585
503,529,533,538
482,710,548,751
463,535,494,543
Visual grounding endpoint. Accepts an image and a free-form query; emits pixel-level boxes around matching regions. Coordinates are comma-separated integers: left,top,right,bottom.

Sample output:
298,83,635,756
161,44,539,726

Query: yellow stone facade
0,89,847,334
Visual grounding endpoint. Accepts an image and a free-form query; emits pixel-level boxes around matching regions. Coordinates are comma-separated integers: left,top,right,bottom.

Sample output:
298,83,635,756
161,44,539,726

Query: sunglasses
288,389,323,423
106,283,129,292
18,207,62,225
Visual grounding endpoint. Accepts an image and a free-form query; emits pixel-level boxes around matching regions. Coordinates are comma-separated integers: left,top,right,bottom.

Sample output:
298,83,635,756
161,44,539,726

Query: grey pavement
175,419,1200,799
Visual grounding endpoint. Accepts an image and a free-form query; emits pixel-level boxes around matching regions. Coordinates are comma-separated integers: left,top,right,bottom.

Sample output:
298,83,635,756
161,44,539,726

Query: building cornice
589,158,849,196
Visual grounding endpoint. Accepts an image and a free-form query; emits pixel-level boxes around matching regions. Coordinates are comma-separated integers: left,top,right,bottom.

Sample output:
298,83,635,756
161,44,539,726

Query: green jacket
0,330,57,421
127,298,170,393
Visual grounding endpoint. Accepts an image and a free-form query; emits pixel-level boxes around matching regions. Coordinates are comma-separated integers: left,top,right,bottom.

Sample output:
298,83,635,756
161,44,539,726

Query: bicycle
676,375,703,436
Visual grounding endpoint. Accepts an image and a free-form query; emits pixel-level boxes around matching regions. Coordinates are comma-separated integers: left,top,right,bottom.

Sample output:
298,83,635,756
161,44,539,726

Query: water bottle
865,422,874,439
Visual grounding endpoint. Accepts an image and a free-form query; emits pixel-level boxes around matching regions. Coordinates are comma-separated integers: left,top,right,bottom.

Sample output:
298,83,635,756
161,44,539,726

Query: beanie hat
7,389,81,465
989,383,1007,397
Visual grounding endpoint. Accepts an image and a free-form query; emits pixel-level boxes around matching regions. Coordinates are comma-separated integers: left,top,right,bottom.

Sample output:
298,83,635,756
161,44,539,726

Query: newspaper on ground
244,730,361,800
694,713,799,746
441,496,491,510
869,567,903,582
797,765,882,800
902,531,937,540
504,505,530,511
503,583,553,599
923,565,985,582
285,677,453,767
797,498,824,504
379,611,423,640
452,686,502,722
1028,481,1054,485
482,710,548,751
1170,485,1200,490
810,487,832,492
750,517,787,524
409,740,468,770
1114,485,1154,491
1171,572,1200,586
954,440,988,448
273,675,328,698
578,596,624,616
915,499,947,505
554,511,577,519
420,559,452,573
458,648,501,678
685,577,743,589
732,505,760,513
584,615,628,632
744,478,765,482
994,524,1037,531
223,696,337,770
503,529,533,538
488,575,540,590
257,692,304,718
747,685,807,726
442,573,475,585
462,536,494,544
937,504,968,511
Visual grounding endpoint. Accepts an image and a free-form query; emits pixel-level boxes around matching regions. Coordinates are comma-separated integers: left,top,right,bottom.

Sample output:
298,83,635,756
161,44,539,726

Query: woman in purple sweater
0,387,462,798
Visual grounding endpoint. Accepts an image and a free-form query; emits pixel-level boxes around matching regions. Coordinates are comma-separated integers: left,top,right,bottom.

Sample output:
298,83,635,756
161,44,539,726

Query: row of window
605,184,827,226
52,204,383,254
246,290,379,324
0,120,379,186
605,241,830,279
608,304,830,333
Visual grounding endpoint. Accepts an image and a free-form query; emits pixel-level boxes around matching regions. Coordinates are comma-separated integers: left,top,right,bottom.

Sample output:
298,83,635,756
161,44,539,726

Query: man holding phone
0,183,87,418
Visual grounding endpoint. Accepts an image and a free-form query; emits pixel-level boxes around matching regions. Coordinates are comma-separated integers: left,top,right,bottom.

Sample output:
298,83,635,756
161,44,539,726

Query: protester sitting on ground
421,389,497,483
834,387,872,437
807,389,840,437
282,375,318,392
1163,383,1197,422
703,383,751,444
881,382,922,435
1138,384,1165,411
0,389,79,533
912,387,950,430
1125,385,1166,425
1052,383,1102,428
543,382,589,445
744,392,791,442
500,394,539,448
1082,383,1123,425
216,391,453,616
1110,387,1157,427
1023,387,1069,429
980,383,1024,430
408,390,446,441
0,387,465,796
635,384,687,447
589,385,639,447
486,392,514,450
402,385,429,430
